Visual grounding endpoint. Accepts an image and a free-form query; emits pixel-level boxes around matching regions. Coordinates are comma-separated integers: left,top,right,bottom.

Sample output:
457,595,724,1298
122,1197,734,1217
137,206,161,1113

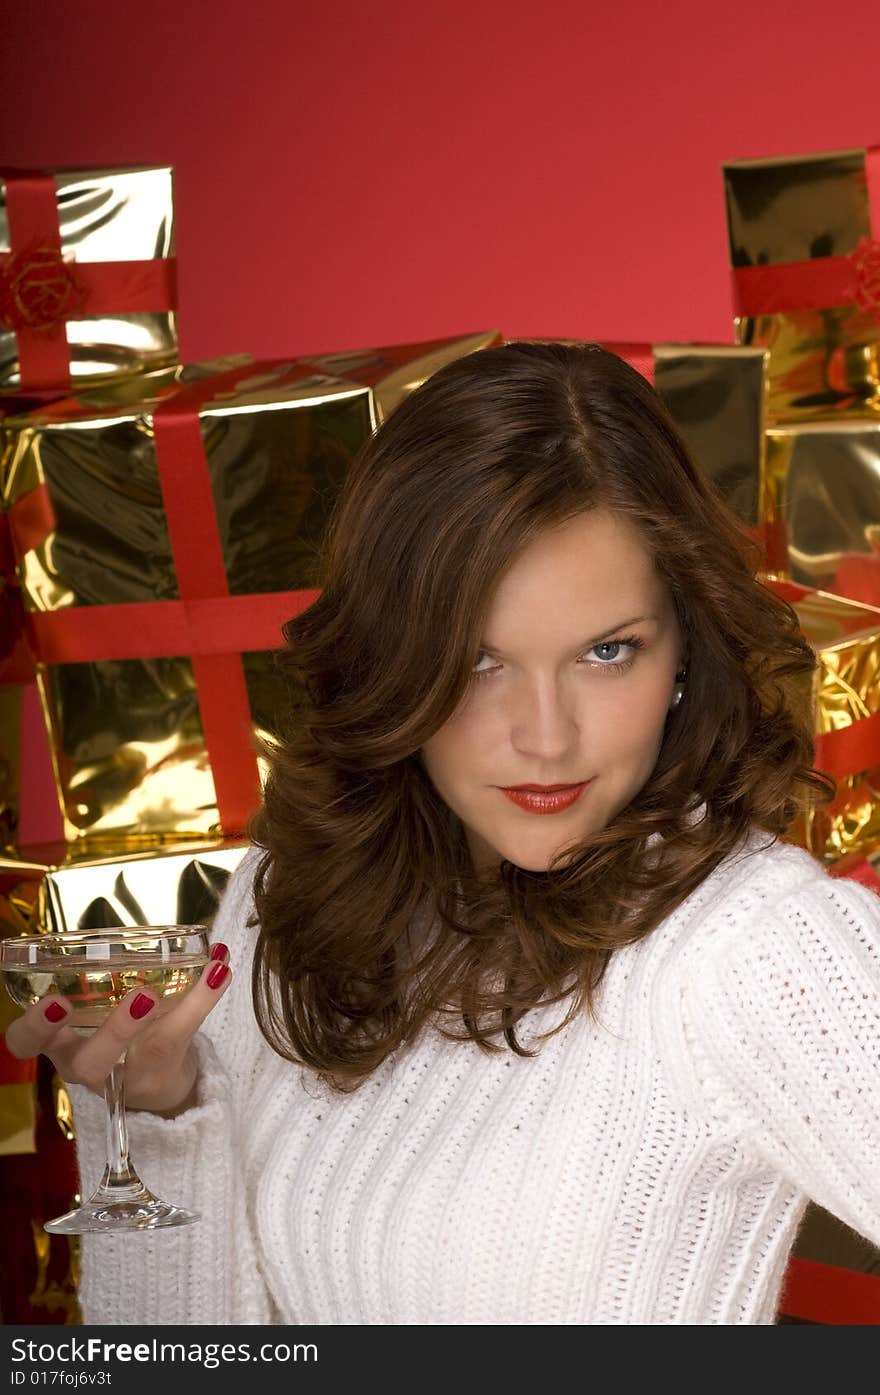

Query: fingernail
209,942,229,961
207,961,229,990
130,993,156,1020
44,1001,67,1024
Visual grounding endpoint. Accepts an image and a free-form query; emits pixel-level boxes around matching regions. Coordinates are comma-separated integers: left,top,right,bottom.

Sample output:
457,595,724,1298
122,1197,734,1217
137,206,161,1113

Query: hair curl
247,339,833,1093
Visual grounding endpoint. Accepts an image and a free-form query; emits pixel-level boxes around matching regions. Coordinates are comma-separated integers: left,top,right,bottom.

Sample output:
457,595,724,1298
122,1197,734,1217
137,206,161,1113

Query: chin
499,846,572,874
501,855,549,874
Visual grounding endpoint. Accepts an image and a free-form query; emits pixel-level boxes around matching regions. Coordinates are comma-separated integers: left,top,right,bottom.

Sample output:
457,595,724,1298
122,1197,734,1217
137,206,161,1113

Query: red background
2,2,880,1326
2,0,878,361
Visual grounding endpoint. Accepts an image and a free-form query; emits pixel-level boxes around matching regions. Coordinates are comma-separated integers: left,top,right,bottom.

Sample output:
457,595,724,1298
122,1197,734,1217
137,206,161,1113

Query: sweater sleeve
678,871,880,1248
66,845,281,1326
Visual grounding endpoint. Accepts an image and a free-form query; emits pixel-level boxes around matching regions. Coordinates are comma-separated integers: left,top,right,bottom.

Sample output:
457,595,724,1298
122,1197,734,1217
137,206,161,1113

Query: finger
74,961,233,1090
69,986,166,1090
4,995,79,1062
136,955,234,1058
114,959,234,1106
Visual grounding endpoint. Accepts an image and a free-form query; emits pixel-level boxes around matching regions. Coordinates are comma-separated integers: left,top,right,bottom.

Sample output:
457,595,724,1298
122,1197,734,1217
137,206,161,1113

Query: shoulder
651,827,862,975
668,829,880,987
704,826,827,907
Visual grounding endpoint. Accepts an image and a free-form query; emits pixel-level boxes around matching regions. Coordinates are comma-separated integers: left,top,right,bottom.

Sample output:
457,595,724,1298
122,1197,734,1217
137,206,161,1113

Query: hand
4,943,232,1118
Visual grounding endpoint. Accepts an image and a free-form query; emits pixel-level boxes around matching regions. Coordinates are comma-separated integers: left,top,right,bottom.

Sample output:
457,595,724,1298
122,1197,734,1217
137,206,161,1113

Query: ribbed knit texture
68,829,880,1325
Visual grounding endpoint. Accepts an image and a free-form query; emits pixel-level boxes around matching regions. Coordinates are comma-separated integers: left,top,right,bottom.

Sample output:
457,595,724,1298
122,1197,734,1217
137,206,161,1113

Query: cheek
585,671,672,752
421,709,483,787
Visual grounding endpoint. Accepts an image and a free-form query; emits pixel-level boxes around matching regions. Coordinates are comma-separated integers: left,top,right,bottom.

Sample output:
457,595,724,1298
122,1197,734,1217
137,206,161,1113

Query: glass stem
99,1052,145,1194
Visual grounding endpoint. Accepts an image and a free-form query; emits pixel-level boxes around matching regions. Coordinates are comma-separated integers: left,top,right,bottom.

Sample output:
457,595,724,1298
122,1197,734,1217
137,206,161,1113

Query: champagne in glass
0,926,211,1233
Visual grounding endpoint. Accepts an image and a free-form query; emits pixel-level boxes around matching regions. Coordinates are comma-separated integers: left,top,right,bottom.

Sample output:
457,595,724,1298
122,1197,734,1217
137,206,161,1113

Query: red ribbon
22,588,320,836
0,523,37,687
765,577,880,778
749,517,789,574
815,710,880,780
25,592,317,662
5,363,333,836
0,169,176,390
0,492,76,843
0,1033,36,1088
828,849,880,892
780,1256,880,1325
732,146,880,320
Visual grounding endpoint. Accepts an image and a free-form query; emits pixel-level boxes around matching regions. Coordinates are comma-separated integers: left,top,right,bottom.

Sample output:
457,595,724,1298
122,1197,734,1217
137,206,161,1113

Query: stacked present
599,342,782,568
572,156,880,1316
2,142,878,1324
720,144,880,881
0,165,177,414
0,161,503,1321
723,145,880,420
709,143,880,1316
586,152,880,892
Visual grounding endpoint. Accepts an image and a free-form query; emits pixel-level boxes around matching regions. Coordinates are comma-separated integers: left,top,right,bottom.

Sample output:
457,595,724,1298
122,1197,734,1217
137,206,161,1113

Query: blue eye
472,635,646,680
593,642,624,660
585,636,647,672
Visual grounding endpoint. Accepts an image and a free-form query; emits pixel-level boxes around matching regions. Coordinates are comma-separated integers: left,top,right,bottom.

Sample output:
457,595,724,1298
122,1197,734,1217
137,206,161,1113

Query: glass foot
45,1183,199,1234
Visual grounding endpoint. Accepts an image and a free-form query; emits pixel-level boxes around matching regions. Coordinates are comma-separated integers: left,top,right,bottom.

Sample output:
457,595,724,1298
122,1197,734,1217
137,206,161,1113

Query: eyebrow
479,615,659,656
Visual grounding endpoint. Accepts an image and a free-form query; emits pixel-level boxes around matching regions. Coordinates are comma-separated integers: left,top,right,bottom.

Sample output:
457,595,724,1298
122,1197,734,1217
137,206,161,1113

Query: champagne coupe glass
0,925,210,1234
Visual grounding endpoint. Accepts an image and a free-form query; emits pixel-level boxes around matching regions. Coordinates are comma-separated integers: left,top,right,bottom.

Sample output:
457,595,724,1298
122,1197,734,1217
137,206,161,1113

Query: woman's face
420,508,686,874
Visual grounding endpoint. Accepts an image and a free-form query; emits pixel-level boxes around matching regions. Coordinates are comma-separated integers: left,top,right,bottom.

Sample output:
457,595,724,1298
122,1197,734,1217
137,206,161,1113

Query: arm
67,845,280,1325
678,872,880,1247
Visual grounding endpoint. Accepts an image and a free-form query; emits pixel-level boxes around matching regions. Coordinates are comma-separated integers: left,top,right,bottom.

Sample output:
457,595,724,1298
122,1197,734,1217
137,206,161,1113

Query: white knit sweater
67,828,880,1325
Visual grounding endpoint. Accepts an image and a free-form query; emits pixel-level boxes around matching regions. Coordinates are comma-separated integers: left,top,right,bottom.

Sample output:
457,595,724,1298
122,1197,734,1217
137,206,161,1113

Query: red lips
500,782,591,814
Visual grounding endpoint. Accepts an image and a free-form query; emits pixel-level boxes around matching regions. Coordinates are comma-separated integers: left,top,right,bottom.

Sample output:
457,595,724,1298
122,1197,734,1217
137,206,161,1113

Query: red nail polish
209,942,229,961
44,1001,66,1023
207,961,229,990
130,993,155,1020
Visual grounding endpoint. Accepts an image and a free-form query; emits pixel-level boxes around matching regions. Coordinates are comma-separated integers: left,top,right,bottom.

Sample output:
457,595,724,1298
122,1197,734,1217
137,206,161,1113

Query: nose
510,674,580,761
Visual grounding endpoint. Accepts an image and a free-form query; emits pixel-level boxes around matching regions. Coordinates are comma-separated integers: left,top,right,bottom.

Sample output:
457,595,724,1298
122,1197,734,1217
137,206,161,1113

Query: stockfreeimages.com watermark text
10,1337,315,1373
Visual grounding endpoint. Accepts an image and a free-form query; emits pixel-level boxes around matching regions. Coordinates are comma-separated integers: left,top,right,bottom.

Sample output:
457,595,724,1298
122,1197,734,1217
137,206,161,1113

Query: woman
9,340,880,1325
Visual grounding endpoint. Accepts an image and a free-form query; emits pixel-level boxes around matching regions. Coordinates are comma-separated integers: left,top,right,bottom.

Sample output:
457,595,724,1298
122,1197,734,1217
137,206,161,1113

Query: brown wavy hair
247,338,834,1093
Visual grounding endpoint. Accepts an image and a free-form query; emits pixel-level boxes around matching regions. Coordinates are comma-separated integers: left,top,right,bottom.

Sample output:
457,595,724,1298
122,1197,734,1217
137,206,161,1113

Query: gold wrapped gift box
763,419,880,609
0,332,501,855
603,343,780,566
0,165,178,393
768,580,880,863
0,837,251,940
3,357,368,853
299,331,503,424
0,836,249,1156
723,145,880,422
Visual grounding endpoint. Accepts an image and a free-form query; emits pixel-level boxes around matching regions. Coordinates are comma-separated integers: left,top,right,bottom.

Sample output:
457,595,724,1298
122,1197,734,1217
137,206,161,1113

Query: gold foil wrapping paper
0,332,502,853
826,836,880,890
0,838,249,1155
0,838,250,938
723,147,880,421
0,165,177,391
0,685,34,852
301,330,503,423
788,1204,880,1290
602,343,774,562
764,420,880,607
1,358,374,851
651,344,770,532
775,585,880,863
